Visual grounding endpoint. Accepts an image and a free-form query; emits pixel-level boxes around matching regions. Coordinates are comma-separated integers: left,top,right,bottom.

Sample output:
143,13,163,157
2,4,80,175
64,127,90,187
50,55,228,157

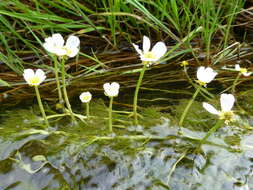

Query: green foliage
0,0,245,73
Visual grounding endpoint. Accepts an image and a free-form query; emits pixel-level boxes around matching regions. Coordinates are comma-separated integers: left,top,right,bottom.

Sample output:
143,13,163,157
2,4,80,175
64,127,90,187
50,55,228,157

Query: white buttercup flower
197,66,217,86
203,93,235,124
103,82,120,97
43,33,80,58
23,69,46,86
133,36,167,64
235,64,251,77
79,92,92,103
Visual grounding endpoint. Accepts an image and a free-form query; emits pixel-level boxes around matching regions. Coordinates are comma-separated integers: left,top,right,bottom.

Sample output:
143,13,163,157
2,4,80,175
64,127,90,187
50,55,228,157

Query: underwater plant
132,36,167,124
23,69,49,127
103,82,120,133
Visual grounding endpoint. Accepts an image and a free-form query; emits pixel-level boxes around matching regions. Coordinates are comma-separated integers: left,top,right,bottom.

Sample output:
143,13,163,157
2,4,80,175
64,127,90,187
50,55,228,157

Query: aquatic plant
132,36,167,124
43,33,80,121
43,33,80,57
235,64,252,77
232,64,252,93
179,66,217,127
196,66,218,87
203,93,235,124
79,91,92,118
201,93,235,144
23,69,49,127
103,82,120,133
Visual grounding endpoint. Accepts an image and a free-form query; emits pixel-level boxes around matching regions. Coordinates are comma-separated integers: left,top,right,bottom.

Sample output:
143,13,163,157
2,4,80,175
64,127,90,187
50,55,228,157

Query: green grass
0,0,245,77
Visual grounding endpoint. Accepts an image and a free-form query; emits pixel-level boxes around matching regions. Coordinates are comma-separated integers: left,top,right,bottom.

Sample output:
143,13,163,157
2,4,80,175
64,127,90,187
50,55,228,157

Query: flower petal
66,36,80,49
197,67,217,83
52,33,64,47
242,72,252,77
103,83,110,90
35,69,46,82
43,42,55,54
103,83,110,96
111,82,120,90
220,93,235,112
67,47,79,58
203,102,220,115
151,42,167,61
133,43,143,56
143,36,151,53
235,64,240,71
197,66,205,81
54,48,67,56
23,69,35,82
204,67,217,83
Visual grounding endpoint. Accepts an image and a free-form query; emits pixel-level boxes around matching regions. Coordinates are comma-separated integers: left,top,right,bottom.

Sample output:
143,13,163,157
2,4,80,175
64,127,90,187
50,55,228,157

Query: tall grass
0,0,245,76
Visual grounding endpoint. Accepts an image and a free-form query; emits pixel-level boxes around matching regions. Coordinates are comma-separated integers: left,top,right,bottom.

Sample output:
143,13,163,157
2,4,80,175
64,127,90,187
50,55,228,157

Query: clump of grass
0,0,245,76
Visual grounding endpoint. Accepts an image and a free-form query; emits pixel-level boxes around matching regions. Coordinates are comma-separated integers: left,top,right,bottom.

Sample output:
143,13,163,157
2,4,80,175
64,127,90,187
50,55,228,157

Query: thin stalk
34,86,49,127
232,73,241,93
109,97,113,133
167,149,188,184
86,102,90,118
179,86,201,126
199,120,223,145
61,58,75,121
53,56,63,104
133,64,147,125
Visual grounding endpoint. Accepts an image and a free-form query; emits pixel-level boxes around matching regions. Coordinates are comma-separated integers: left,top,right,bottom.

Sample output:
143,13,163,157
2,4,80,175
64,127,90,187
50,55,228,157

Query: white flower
79,92,92,103
197,66,217,86
203,93,235,124
43,33,80,58
103,82,120,97
133,36,167,64
23,69,46,86
235,64,251,77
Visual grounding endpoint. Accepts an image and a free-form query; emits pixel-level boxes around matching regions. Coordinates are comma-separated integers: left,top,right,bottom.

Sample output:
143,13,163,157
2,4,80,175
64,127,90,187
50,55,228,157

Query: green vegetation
0,0,245,75
1,1,253,189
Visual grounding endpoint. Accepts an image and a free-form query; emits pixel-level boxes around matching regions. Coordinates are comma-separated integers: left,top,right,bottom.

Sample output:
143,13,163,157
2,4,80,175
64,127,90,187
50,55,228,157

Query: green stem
232,73,241,93
109,97,113,133
86,102,90,118
34,86,49,127
179,86,201,126
53,56,63,104
200,119,223,145
61,58,75,121
133,64,147,125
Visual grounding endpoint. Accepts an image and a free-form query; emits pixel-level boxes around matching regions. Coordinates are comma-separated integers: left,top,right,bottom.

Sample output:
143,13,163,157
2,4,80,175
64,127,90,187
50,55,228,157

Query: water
0,94,253,190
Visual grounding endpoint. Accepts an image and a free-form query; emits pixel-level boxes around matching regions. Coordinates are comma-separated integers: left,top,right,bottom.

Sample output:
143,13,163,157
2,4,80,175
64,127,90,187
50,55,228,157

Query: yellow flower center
65,47,73,56
240,68,247,74
143,52,156,59
181,61,189,67
196,80,206,86
219,111,234,124
28,76,41,86
82,96,90,102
